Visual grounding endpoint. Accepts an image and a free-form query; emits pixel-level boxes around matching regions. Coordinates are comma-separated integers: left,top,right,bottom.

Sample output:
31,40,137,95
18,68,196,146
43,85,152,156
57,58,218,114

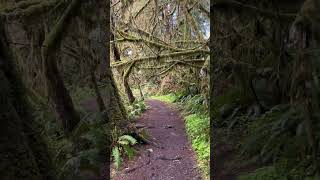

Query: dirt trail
112,100,202,180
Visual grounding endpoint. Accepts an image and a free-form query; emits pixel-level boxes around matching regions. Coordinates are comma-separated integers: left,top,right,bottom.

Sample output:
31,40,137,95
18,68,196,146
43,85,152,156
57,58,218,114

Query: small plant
112,134,138,169
127,101,147,120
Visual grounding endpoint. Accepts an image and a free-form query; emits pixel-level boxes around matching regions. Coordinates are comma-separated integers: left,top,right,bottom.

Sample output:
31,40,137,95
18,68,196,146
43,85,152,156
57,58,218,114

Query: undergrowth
212,86,320,179
238,166,287,180
185,114,210,179
149,93,178,103
126,100,147,120
112,134,137,169
31,87,143,179
33,102,109,179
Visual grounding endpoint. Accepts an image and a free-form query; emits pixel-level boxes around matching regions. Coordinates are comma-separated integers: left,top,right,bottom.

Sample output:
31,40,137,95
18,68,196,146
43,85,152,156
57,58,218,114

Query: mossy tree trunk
0,17,56,180
41,0,81,135
123,78,136,103
111,15,136,104
90,70,109,123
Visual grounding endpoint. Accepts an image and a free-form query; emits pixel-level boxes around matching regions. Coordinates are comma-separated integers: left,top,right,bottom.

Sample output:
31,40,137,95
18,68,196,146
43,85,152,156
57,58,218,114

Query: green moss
148,93,178,103
71,87,95,104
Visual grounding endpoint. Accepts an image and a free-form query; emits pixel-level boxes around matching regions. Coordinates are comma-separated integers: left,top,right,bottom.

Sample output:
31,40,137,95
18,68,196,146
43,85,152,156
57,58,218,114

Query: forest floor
214,129,259,180
111,99,202,180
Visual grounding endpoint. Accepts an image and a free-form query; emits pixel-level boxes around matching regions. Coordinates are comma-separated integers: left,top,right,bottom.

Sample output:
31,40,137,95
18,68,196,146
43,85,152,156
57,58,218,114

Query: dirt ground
111,100,202,180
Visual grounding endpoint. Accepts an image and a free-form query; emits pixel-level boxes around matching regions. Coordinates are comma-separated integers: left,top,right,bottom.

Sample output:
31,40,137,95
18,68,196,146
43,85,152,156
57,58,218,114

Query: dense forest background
211,0,320,179
1,0,114,179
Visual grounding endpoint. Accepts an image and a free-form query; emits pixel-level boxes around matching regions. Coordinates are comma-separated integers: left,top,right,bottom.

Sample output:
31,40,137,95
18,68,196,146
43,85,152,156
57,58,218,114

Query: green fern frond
112,146,121,169
119,135,137,145
123,144,135,160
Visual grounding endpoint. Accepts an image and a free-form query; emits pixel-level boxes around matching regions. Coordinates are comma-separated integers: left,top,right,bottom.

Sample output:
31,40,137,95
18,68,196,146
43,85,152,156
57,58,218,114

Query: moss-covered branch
134,0,152,18
117,30,184,51
111,49,209,67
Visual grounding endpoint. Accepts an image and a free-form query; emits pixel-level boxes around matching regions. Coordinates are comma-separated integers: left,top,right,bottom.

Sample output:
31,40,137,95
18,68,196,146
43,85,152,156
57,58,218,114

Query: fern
112,134,138,169
119,135,137,145
112,146,121,169
123,144,135,160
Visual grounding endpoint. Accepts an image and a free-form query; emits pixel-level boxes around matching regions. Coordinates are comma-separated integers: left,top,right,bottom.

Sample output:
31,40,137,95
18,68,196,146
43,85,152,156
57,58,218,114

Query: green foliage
112,134,138,169
112,146,121,169
57,112,109,179
211,89,320,179
118,135,138,145
211,88,253,127
71,87,95,106
238,166,287,180
127,100,147,119
185,114,210,179
178,94,207,115
242,105,303,162
239,104,320,179
149,93,179,103
31,94,110,180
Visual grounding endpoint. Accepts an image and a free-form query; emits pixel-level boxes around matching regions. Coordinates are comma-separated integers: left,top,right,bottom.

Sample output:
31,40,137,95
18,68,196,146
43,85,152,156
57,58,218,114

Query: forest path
112,99,202,180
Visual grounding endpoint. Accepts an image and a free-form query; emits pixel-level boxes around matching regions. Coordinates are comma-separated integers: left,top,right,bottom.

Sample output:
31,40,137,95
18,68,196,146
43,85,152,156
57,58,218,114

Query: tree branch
111,49,209,67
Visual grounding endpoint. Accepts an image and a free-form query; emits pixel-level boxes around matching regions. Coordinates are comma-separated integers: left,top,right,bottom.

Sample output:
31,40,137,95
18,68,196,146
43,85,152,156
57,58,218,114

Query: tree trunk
113,43,136,104
139,84,144,100
41,0,81,135
111,15,136,104
90,71,109,123
124,78,136,103
43,52,80,134
0,18,56,180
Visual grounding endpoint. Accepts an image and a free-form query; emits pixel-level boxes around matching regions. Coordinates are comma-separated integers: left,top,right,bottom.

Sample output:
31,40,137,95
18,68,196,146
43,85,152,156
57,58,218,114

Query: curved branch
134,0,152,18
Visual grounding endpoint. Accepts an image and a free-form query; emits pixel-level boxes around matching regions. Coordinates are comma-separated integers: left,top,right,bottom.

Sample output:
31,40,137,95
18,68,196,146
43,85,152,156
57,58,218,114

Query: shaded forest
211,0,320,179
1,0,114,179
